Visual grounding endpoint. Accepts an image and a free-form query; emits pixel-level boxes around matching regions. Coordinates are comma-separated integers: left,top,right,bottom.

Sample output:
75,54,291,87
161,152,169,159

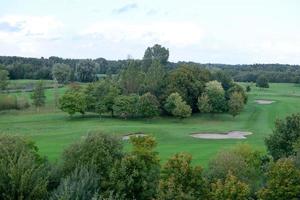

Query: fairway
1,83,300,166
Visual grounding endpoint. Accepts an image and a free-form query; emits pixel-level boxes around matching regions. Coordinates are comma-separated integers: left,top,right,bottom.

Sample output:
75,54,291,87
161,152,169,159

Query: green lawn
1,82,300,166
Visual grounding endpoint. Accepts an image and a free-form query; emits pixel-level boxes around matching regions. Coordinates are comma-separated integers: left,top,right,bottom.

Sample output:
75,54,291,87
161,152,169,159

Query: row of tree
1,113,300,199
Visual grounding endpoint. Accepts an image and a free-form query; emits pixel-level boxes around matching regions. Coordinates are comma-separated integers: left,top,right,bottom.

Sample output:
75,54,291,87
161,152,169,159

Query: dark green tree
228,92,245,118
30,81,46,111
257,158,300,200
52,63,71,84
164,92,191,118
256,75,269,88
75,60,97,82
119,60,144,94
62,133,123,192
59,89,86,116
138,92,160,118
265,113,300,160
143,44,169,68
0,135,50,200
0,69,9,91
113,94,139,118
110,136,160,200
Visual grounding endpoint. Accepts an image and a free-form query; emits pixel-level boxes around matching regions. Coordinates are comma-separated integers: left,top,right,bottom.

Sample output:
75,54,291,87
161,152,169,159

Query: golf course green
1,82,300,166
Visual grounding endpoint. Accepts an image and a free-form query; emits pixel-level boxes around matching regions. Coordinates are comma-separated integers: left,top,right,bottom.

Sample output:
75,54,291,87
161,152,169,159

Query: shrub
0,94,18,110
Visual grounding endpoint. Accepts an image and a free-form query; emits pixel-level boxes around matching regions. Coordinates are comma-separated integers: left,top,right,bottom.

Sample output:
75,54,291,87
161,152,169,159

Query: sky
0,0,299,64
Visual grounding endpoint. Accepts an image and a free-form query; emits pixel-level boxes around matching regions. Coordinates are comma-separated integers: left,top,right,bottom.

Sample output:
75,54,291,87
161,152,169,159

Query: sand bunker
122,133,147,140
255,99,275,105
191,131,252,139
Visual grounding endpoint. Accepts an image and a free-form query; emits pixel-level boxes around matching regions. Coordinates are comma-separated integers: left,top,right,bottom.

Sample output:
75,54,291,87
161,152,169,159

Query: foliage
210,171,250,200
164,92,192,118
265,113,300,160
110,136,160,200
143,44,169,68
0,135,50,200
256,75,269,88
257,158,300,200
142,60,166,96
0,69,9,91
138,92,160,118
76,60,97,82
52,63,71,84
59,88,86,116
205,80,226,112
206,144,264,194
119,60,144,94
197,93,212,113
228,92,245,117
158,153,209,200
50,166,100,200
113,94,139,118
213,70,233,91
30,81,46,109
165,66,210,111
61,133,123,191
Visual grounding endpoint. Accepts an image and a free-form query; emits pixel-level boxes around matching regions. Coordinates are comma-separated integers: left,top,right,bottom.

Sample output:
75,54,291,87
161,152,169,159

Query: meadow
1,82,300,166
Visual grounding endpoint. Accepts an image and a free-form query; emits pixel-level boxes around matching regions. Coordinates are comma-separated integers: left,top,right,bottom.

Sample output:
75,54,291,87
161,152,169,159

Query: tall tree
138,92,160,118
256,75,269,88
210,171,250,200
119,60,144,94
143,60,166,96
158,153,209,200
30,81,46,111
228,92,245,118
205,80,226,113
265,113,300,160
0,69,9,91
52,63,71,84
110,136,160,200
143,44,169,69
75,60,97,82
257,158,300,200
197,93,212,113
164,92,191,118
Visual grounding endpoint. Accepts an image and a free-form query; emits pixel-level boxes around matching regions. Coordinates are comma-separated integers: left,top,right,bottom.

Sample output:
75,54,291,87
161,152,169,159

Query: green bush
0,94,18,110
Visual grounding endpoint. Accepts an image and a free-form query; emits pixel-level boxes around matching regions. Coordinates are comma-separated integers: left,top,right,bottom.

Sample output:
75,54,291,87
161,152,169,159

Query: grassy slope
1,82,300,166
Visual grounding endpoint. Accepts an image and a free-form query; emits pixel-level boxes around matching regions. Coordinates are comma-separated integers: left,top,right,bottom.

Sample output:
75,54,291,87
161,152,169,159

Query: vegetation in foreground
1,112,300,200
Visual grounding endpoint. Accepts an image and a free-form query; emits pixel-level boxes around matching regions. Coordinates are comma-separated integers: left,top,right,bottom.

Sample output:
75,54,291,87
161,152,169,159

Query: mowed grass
1,82,300,166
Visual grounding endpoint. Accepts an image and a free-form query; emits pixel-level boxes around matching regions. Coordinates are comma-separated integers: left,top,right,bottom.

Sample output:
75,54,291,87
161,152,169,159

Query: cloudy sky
0,0,299,64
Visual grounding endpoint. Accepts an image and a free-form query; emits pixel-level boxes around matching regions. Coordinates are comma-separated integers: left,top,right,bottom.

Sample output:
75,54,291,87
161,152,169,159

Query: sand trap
191,131,252,139
122,133,147,140
255,100,275,105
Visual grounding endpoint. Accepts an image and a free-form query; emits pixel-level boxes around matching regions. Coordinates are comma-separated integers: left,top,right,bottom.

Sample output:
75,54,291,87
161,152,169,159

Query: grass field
1,82,300,166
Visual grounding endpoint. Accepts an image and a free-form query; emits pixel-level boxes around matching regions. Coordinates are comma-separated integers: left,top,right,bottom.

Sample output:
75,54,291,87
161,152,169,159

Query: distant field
1,81,300,166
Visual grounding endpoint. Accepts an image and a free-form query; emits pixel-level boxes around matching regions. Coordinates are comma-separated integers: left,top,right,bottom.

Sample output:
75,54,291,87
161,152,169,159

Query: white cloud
80,20,204,47
0,15,63,56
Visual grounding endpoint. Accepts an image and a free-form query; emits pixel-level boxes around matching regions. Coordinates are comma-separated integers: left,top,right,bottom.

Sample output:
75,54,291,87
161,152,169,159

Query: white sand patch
255,100,275,105
122,133,147,140
191,131,253,139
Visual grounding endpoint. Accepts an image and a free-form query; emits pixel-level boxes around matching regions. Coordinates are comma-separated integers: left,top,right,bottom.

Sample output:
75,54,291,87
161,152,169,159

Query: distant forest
1,55,300,83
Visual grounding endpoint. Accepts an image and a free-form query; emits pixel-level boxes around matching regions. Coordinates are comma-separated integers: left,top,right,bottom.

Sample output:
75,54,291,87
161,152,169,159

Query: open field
1,82,300,166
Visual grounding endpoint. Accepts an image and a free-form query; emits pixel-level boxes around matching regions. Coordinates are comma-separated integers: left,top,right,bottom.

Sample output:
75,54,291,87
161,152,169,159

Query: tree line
1,112,300,200
57,45,247,118
1,44,300,83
